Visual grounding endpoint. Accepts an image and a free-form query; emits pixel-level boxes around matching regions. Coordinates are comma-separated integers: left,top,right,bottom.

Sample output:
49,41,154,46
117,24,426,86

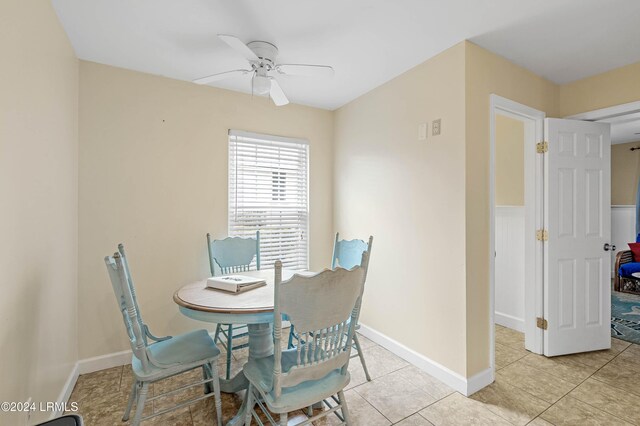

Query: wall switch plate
418,123,428,141
432,119,441,136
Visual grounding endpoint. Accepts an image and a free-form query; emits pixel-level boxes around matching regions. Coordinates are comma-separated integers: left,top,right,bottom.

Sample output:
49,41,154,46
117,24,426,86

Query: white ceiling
599,112,640,145
52,0,640,110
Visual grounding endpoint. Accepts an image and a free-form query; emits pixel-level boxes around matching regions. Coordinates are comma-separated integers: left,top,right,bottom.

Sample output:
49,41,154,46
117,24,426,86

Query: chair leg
211,362,223,426
338,390,351,426
202,364,212,394
352,333,371,381
279,412,288,426
226,324,233,380
214,323,222,344
132,382,149,426
288,325,295,349
122,380,137,421
307,405,313,417
244,384,254,426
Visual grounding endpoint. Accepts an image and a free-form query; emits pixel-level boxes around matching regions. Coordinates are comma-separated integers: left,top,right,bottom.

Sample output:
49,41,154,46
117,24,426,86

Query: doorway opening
568,101,640,346
489,95,545,375
490,95,618,376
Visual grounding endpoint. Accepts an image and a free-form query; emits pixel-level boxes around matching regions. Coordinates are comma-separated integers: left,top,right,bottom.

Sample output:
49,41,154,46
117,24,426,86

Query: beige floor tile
540,396,632,426
357,345,410,379
345,357,370,390
495,342,529,370
496,360,575,404
569,378,640,425
470,379,550,425
314,389,391,426
190,392,242,426
393,366,455,401
70,366,123,403
592,360,640,398
495,325,525,350
419,393,512,426
519,353,597,385
527,417,555,426
395,413,435,425
354,369,437,423
70,386,154,425
153,369,203,396
562,345,625,370
612,338,633,352
354,332,377,350
613,344,640,373
146,407,192,426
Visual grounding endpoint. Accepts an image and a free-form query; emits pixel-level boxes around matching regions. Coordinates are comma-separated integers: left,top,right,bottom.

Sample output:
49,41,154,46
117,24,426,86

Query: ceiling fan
193,35,334,106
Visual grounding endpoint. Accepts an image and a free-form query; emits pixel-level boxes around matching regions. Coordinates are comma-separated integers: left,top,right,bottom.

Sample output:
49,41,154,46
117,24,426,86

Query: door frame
564,100,640,121
489,95,545,373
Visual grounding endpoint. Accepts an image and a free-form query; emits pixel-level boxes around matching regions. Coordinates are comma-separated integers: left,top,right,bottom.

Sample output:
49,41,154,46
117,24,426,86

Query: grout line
494,332,634,425
349,358,439,424
532,340,634,424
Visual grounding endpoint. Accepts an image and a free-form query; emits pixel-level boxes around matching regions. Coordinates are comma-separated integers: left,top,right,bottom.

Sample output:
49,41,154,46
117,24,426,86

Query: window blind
228,130,309,270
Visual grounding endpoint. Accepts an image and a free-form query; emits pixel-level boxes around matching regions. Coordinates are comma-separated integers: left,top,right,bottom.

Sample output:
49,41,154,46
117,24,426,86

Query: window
228,130,309,270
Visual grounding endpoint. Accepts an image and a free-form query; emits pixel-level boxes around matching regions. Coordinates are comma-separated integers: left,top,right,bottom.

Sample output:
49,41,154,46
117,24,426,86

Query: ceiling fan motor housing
247,41,278,68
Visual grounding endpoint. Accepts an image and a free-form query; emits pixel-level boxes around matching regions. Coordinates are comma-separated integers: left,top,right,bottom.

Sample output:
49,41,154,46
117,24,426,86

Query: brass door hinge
536,229,548,241
536,317,548,330
536,141,548,153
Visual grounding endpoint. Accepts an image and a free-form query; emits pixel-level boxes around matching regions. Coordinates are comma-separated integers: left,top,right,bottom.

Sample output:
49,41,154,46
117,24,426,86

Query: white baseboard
57,322,495,413
53,350,131,419
358,323,493,396
495,312,525,333
53,363,79,419
77,349,132,375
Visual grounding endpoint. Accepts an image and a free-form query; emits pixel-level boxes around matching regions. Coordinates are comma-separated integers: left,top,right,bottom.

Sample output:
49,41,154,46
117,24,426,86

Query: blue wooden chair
243,254,369,426
207,231,260,379
288,233,374,381
105,244,222,426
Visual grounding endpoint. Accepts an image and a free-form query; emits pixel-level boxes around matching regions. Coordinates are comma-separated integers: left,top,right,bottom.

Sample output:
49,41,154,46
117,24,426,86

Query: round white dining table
174,269,303,426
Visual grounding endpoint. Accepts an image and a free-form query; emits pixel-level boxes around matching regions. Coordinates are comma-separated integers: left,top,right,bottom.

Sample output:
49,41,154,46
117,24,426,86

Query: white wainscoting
612,205,635,274
495,206,525,332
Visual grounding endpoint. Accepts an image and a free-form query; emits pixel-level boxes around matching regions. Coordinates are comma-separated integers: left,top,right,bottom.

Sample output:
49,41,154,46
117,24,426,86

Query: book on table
206,274,266,294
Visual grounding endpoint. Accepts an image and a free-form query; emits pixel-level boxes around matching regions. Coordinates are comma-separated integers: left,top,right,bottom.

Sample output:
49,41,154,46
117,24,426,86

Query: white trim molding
564,100,640,121
54,350,132,419
358,323,493,396
494,312,525,333
53,363,79,418
76,349,132,375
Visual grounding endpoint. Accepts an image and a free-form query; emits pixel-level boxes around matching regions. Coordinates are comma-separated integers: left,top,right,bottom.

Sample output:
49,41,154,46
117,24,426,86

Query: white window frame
228,129,310,270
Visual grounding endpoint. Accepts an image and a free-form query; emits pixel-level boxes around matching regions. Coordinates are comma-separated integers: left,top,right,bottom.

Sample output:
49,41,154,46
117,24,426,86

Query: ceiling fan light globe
253,75,271,95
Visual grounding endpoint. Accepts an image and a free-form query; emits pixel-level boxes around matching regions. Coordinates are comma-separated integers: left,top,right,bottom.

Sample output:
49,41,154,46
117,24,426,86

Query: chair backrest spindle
272,251,369,399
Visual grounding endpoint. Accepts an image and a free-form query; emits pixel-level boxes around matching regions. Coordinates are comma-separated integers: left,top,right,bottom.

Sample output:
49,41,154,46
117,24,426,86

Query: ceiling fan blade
276,64,334,78
193,69,251,85
269,78,289,106
218,34,259,62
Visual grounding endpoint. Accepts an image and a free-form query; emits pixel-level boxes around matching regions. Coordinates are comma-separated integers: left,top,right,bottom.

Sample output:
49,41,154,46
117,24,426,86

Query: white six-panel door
544,118,611,356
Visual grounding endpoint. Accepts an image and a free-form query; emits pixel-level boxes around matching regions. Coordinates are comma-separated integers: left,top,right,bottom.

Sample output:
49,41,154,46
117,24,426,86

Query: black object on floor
34,414,83,426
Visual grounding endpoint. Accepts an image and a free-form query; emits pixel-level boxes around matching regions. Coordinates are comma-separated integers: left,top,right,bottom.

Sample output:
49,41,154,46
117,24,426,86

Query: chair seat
132,329,220,379
243,350,350,413
619,262,640,277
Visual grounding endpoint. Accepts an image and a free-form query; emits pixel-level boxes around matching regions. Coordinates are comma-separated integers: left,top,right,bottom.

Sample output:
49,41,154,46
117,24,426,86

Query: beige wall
0,0,78,423
78,62,334,358
612,141,640,205
334,44,469,375
495,114,525,206
464,41,559,376
559,61,640,117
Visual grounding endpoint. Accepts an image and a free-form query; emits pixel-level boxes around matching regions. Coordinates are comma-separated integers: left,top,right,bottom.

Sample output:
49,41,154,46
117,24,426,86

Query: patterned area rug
611,291,640,345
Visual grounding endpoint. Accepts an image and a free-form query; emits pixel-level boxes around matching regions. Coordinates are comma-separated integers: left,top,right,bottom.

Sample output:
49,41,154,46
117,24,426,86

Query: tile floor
68,326,640,425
